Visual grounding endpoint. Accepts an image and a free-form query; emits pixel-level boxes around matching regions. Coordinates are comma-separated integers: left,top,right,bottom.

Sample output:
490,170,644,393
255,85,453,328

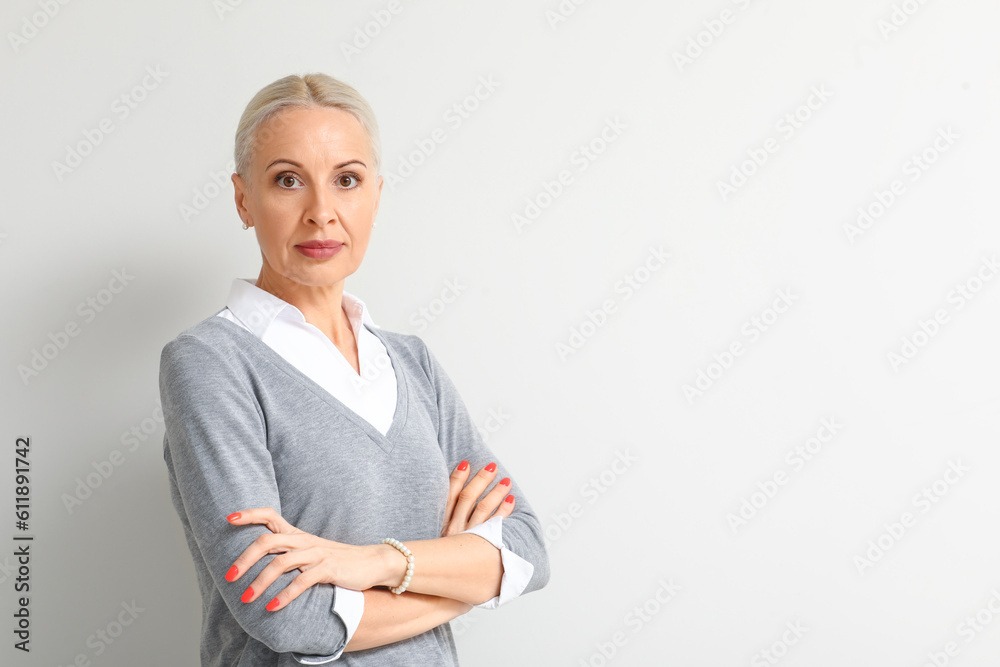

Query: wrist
376,543,408,588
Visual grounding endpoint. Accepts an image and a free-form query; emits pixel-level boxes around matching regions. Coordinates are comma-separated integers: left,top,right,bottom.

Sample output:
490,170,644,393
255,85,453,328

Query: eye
275,172,301,189
337,172,361,189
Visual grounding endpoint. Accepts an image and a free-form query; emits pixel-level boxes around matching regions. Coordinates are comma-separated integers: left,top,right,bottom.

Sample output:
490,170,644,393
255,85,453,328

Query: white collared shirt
217,278,530,661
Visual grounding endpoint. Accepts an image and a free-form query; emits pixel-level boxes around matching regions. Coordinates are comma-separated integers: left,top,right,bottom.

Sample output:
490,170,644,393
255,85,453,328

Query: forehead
254,106,369,165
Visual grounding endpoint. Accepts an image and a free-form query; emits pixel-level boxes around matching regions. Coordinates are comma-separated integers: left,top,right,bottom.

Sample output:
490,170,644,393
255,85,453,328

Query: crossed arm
223,461,515,652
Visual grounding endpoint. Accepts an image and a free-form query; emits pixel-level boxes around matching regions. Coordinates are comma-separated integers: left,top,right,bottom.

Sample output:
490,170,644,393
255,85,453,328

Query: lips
296,240,343,249
294,239,345,260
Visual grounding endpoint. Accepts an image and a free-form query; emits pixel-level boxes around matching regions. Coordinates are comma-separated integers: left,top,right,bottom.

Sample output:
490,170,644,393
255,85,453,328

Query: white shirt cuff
291,586,365,663
460,516,534,609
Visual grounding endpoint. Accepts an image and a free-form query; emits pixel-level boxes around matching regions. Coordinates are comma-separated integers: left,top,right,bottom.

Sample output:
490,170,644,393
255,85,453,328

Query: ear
232,172,252,227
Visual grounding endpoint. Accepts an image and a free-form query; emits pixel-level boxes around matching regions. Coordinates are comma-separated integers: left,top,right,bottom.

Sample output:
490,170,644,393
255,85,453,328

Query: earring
242,222,249,230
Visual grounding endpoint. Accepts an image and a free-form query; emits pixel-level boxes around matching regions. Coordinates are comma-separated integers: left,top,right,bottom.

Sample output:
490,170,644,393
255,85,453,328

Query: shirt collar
224,278,378,339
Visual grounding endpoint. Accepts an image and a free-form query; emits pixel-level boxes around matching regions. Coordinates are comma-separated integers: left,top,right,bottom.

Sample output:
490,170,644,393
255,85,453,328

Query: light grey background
2,1,999,665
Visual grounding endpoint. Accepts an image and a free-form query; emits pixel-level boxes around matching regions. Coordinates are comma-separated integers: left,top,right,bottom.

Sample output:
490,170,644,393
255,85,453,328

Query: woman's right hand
440,461,516,537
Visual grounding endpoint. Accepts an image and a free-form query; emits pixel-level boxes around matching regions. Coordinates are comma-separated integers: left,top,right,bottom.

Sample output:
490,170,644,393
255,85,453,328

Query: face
232,106,382,292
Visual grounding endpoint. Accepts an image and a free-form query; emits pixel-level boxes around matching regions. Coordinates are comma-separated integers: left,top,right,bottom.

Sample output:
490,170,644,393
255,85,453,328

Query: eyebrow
265,158,367,171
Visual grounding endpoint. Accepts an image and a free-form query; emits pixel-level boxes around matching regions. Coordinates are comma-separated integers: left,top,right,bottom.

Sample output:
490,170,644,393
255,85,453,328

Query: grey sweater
159,314,550,666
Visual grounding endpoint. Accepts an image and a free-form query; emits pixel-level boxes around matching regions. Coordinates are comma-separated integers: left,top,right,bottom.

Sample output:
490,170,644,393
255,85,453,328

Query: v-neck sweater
159,314,550,666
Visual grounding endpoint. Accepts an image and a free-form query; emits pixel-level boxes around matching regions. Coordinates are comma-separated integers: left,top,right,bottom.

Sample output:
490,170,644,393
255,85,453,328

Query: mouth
296,240,344,249
295,239,344,259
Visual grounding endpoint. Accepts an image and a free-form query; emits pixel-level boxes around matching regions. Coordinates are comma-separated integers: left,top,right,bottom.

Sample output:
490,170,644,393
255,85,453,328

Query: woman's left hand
440,461,515,537
223,508,392,612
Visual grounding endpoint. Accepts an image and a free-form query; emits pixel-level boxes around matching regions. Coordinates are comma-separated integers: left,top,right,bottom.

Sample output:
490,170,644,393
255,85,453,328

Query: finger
494,493,515,519
441,461,470,536
225,532,303,583
263,566,324,612
449,462,498,531
241,547,318,606
468,476,512,527
226,507,298,535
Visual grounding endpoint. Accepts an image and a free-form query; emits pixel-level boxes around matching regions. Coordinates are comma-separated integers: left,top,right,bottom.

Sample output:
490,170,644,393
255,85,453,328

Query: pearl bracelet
382,537,415,595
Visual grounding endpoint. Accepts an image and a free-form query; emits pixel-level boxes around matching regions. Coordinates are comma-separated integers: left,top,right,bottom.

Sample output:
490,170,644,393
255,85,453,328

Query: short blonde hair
234,73,381,184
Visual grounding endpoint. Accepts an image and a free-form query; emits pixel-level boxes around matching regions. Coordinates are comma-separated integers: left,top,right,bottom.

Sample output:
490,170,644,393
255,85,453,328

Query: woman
159,73,550,666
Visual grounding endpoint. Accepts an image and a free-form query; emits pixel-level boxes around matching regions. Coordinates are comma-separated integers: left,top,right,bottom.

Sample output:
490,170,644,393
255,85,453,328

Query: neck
255,265,354,348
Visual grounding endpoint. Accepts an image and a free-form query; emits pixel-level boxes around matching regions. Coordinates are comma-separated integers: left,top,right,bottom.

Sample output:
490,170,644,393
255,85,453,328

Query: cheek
351,218,373,250
259,195,293,221
353,236,371,261
252,219,290,261
253,197,297,244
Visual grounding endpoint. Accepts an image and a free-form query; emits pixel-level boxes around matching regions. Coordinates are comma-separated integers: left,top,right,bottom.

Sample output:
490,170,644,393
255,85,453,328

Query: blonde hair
234,73,381,184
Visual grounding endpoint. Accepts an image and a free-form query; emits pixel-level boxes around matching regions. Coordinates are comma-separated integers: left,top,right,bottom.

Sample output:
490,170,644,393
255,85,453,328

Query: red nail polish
505,494,514,504
225,565,239,581
241,587,254,603
266,598,280,611
457,460,469,471
485,462,496,473
227,512,241,522
499,477,510,486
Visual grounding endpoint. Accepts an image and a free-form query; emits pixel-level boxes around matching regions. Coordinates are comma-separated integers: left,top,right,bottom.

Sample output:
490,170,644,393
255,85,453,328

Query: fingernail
485,462,496,473
457,460,469,471
227,512,241,522
499,477,510,486
505,494,514,504
266,598,280,612
241,587,254,603
225,565,239,581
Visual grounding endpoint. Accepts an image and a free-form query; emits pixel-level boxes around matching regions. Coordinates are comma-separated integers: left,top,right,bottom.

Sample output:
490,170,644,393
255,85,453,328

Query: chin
292,266,356,287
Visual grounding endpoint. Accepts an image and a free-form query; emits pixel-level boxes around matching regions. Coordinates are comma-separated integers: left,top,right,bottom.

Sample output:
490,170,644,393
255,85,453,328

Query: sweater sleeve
460,515,537,608
418,339,551,600
160,333,350,658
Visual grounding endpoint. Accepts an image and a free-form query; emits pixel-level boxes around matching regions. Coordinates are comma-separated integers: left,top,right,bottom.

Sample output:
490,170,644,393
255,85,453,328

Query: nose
304,184,338,226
